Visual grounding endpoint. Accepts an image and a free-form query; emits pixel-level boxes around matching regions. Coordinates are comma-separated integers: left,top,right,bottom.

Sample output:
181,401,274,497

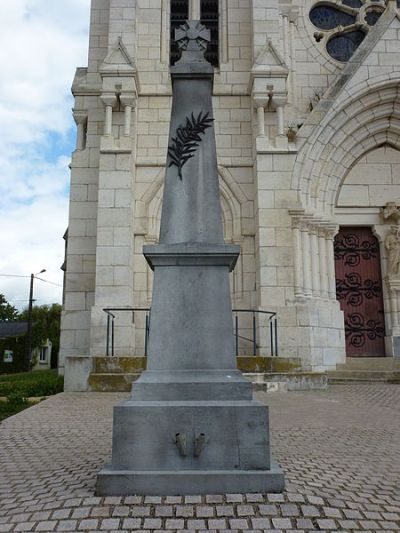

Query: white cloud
0,0,91,309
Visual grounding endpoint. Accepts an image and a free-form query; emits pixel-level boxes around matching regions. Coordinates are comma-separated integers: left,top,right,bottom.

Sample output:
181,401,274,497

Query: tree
0,294,19,321
19,304,62,366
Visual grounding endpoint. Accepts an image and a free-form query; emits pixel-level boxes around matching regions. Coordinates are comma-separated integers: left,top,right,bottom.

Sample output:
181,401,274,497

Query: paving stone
205,495,224,504
175,506,194,517
236,505,255,516
99,518,120,530
251,518,272,529
272,517,292,528
131,507,151,517
259,504,278,516
77,519,99,530
164,519,185,529
226,494,244,503
36,521,58,531
183,496,202,504
245,494,264,503
296,518,315,529
154,506,173,517
142,519,163,529
281,504,300,517
196,506,214,518
124,496,142,505
56,520,78,531
14,523,35,532
316,518,337,529
207,519,227,528
229,518,249,528
301,505,320,517
216,506,235,517
164,496,182,504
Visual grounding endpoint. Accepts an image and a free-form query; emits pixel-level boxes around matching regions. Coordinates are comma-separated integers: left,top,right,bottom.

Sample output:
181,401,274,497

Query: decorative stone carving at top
382,201,400,225
174,21,211,64
385,226,400,276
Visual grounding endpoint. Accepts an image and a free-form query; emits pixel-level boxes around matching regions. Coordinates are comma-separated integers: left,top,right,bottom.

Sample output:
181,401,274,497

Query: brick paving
0,383,399,532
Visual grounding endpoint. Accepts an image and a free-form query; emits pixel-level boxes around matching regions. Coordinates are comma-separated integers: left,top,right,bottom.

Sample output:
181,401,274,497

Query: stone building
60,0,400,387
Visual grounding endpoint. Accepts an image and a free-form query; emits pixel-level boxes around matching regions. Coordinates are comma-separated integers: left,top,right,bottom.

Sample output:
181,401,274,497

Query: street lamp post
25,269,46,371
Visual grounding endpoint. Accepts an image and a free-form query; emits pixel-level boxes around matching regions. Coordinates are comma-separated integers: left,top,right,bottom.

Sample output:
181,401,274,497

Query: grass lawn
0,369,64,422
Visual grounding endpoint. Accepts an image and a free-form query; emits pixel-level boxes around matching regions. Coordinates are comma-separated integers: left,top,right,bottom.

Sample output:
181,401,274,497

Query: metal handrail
103,307,278,357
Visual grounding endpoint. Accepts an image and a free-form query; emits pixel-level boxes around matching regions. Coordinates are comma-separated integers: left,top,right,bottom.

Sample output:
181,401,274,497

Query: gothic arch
292,78,400,217
137,166,246,242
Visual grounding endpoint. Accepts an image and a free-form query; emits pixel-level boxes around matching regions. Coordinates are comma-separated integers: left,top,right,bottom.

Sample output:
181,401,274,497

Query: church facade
60,0,400,383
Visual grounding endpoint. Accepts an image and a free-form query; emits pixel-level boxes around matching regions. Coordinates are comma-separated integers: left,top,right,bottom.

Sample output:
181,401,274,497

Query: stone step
91,356,302,375
92,357,147,374
335,357,400,371
244,372,327,391
327,370,400,382
88,373,141,392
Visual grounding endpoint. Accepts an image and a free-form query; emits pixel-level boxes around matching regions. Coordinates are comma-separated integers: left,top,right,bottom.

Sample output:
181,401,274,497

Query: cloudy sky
0,0,91,309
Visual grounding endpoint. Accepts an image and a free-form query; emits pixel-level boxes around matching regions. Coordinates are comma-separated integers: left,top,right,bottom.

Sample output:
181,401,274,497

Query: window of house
309,0,387,62
39,346,48,363
170,0,219,67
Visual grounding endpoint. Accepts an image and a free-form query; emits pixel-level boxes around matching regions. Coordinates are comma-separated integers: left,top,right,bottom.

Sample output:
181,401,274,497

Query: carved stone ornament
175,20,210,53
385,225,400,276
168,112,214,179
382,202,400,225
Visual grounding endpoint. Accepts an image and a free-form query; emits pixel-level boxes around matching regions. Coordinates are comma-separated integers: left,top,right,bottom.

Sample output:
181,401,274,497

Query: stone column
300,222,312,297
292,222,304,297
73,110,88,151
318,228,329,298
272,94,288,149
101,93,117,137
288,9,299,107
310,226,320,298
326,228,338,300
120,93,136,136
281,14,290,67
190,0,201,19
253,95,270,151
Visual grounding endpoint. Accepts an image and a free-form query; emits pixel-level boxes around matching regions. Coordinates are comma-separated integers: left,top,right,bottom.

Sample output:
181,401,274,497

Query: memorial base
96,464,285,496
96,399,285,495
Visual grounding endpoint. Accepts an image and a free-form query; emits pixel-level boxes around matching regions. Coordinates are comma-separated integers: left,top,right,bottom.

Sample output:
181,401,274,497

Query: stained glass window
309,0,387,62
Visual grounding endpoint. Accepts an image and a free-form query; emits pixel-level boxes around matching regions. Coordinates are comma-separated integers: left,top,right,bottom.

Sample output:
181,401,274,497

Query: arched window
309,0,387,62
170,0,219,67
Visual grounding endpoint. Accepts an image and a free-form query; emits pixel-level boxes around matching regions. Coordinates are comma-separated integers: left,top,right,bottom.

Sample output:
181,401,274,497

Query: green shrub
0,370,64,397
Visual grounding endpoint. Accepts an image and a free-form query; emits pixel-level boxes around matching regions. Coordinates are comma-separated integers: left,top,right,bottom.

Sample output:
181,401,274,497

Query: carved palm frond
168,111,214,179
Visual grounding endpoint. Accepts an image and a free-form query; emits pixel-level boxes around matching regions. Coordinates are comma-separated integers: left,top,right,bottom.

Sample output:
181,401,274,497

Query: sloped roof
0,321,28,339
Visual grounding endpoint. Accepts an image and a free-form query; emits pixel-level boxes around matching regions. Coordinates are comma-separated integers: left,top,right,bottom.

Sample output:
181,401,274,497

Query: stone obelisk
96,21,284,495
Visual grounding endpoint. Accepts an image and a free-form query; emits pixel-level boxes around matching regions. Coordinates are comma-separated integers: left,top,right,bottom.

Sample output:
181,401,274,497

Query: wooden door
334,227,385,357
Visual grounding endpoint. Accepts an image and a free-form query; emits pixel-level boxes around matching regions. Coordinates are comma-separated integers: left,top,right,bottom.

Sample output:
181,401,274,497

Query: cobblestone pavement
0,384,399,532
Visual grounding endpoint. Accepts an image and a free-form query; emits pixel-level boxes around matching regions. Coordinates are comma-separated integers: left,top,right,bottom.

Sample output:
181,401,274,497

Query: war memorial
96,19,284,496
